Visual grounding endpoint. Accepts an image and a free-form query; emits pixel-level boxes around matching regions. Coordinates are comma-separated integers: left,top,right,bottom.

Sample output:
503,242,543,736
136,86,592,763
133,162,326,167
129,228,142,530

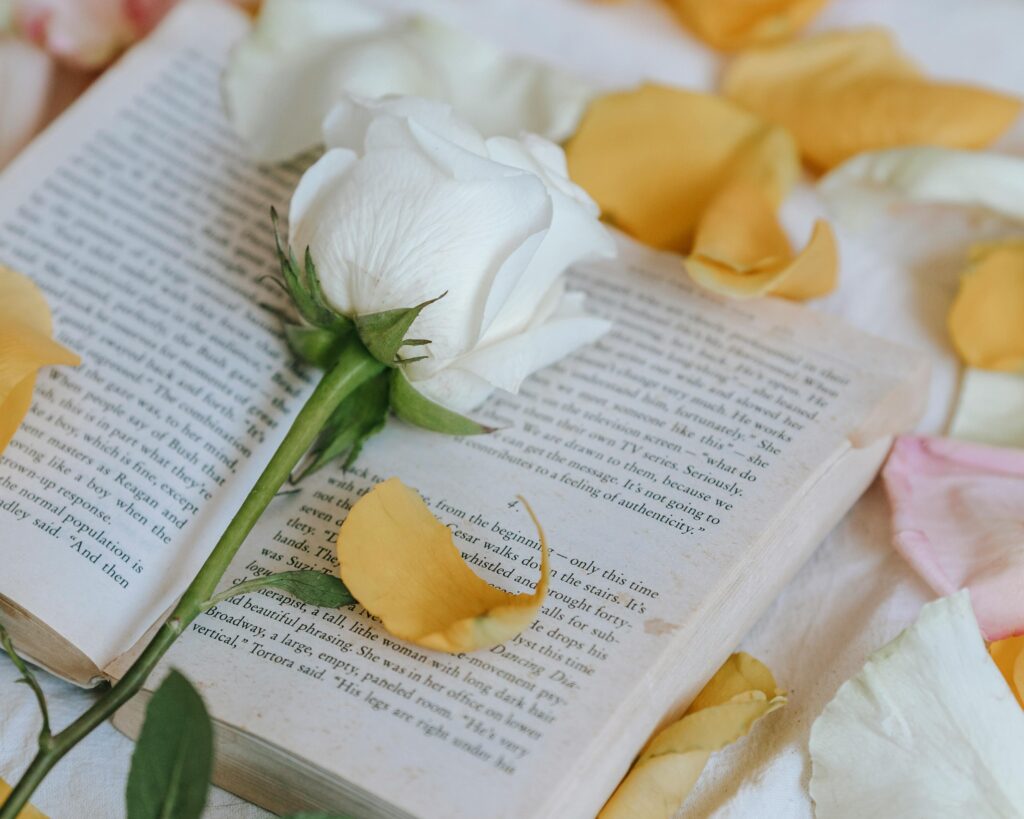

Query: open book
0,2,928,817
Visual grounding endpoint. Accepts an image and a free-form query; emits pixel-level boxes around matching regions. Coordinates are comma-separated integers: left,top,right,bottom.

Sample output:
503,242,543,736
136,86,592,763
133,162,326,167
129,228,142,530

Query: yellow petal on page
336,478,549,653
948,242,1024,372
990,635,1024,709
598,653,786,819
723,29,1023,171
0,265,80,453
685,182,838,300
565,85,799,252
666,0,827,51
0,779,47,819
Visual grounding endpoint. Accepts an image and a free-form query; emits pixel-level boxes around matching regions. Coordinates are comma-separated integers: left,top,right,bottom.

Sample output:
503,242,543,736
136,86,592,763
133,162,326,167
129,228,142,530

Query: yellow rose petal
723,29,1023,171
948,242,1024,372
598,653,786,819
336,478,548,653
685,181,838,299
565,85,799,252
990,635,1024,709
0,779,47,819
667,0,828,51
0,266,80,453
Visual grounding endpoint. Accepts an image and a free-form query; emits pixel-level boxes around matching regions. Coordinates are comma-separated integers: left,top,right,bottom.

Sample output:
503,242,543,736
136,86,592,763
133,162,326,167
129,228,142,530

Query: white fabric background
2,0,1023,816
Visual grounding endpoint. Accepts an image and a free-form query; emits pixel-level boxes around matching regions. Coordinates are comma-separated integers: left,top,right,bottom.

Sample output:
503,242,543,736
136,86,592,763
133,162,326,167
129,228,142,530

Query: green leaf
208,571,355,610
126,670,213,819
285,324,352,369
297,371,390,478
390,370,493,436
270,208,351,332
354,292,445,365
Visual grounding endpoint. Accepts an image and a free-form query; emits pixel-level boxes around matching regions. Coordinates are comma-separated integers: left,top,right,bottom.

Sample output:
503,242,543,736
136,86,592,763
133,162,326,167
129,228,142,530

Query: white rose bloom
289,96,615,413
224,0,594,162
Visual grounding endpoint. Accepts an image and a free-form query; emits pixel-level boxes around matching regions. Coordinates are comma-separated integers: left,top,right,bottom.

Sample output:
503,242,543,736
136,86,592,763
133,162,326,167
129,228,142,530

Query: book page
0,2,312,668
0,2,924,815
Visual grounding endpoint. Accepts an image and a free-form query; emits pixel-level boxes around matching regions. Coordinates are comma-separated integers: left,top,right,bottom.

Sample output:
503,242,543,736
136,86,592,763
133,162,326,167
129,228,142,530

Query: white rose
224,0,594,162
289,96,615,413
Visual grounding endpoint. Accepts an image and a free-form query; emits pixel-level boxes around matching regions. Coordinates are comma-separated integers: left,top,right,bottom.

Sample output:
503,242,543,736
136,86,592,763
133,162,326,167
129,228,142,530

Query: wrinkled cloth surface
2,0,1023,816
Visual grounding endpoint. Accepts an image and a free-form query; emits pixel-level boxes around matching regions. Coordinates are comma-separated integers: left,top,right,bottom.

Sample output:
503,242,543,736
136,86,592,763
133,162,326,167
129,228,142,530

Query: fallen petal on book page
598,653,785,819
336,479,549,653
0,265,80,454
809,592,1024,818
722,29,1022,172
883,435,1024,641
224,0,594,162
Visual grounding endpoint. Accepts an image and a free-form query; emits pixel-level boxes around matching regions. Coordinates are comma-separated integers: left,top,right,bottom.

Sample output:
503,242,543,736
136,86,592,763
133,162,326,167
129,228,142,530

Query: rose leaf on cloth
598,653,786,819
565,84,837,300
809,592,1024,818
950,369,1024,450
665,0,827,51
882,435,1024,641
1,265,80,454
0,779,46,819
223,0,594,162
335,478,549,653
948,241,1024,373
723,29,1022,171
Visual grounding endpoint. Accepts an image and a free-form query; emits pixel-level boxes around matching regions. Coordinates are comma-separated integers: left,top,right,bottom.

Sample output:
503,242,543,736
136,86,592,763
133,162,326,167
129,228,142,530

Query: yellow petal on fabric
684,182,838,300
0,266,80,454
723,29,1023,171
948,242,1024,373
336,478,549,653
598,653,786,819
666,0,827,51
565,85,800,252
990,636,1024,709
0,779,47,819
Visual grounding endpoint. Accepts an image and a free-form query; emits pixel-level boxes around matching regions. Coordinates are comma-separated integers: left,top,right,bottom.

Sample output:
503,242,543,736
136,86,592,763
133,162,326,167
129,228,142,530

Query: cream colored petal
810,592,1024,818
598,653,785,819
0,777,46,818
948,241,1024,372
724,29,1022,171
336,479,548,653
820,148,1024,229
950,369,1024,449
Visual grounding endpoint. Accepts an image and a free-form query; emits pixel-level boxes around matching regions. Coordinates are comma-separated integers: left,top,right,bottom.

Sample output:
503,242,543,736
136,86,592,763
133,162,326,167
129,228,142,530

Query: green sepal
389,370,493,436
294,370,390,480
271,207,352,332
284,324,352,369
354,292,445,366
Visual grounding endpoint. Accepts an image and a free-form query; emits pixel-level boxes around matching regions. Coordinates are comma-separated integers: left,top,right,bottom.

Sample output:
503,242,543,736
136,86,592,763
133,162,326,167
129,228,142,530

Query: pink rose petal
883,435,1024,640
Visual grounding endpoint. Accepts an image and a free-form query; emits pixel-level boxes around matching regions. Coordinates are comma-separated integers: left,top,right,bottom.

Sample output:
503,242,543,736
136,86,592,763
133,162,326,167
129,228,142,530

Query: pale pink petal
0,37,54,169
883,435,1024,640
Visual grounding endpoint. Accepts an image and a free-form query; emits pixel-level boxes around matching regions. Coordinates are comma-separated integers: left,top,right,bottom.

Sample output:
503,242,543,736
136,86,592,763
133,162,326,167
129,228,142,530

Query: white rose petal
950,368,1024,449
224,0,594,162
289,96,614,412
820,147,1024,229
809,592,1024,819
